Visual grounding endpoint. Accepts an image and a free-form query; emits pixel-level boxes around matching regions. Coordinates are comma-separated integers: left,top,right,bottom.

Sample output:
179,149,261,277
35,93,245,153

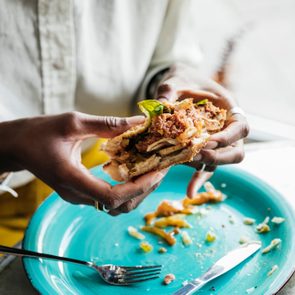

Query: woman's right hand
0,112,167,215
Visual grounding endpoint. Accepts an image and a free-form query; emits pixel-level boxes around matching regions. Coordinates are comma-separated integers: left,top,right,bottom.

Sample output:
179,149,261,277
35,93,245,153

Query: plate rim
22,165,295,295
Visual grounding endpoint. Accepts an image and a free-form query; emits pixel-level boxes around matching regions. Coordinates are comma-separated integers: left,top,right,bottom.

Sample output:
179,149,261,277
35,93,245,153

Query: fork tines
117,265,162,284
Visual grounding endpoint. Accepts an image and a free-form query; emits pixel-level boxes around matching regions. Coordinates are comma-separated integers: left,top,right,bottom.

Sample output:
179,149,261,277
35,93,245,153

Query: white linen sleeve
139,0,203,99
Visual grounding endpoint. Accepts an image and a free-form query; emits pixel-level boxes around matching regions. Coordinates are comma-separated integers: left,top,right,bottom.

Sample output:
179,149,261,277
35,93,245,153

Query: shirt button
52,62,63,70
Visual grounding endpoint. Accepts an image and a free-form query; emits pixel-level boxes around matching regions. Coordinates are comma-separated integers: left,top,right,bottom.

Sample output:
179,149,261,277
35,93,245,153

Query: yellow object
141,226,176,246
139,241,153,253
154,215,191,228
0,139,108,247
205,231,216,243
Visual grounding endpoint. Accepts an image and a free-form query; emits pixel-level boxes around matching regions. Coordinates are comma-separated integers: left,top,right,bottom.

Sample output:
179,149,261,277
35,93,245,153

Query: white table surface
238,141,295,294
0,141,294,294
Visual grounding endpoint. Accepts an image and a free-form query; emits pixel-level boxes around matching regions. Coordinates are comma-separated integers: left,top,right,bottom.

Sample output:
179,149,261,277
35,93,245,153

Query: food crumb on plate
140,241,153,253
239,236,250,244
205,231,216,243
196,242,202,248
243,217,256,225
158,247,167,254
228,215,235,224
267,265,279,276
181,231,193,245
163,273,175,285
262,238,281,254
128,226,145,240
256,223,270,233
195,252,202,258
246,286,257,294
256,217,270,233
271,217,285,224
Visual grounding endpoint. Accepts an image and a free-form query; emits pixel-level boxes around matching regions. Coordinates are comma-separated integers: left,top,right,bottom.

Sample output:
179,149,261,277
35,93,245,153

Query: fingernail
151,172,165,186
157,96,169,102
127,116,145,125
204,141,218,149
194,154,203,161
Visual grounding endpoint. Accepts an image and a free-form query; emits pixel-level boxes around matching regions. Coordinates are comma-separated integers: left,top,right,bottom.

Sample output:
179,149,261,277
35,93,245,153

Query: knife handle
173,280,205,295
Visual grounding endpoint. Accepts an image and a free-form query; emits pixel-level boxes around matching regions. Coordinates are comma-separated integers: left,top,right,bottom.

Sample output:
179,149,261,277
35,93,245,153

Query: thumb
80,115,145,138
155,81,178,102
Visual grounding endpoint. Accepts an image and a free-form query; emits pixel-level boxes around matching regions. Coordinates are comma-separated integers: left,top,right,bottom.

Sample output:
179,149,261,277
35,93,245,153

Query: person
0,0,248,217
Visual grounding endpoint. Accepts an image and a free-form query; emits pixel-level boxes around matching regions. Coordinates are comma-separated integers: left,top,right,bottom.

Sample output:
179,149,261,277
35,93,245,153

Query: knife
173,241,261,295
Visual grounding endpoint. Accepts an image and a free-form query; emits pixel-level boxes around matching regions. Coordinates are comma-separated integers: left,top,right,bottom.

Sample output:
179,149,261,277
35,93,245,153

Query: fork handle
0,245,90,267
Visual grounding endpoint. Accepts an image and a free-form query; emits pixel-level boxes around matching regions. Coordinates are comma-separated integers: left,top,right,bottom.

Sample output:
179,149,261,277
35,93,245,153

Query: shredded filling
105,99,226,179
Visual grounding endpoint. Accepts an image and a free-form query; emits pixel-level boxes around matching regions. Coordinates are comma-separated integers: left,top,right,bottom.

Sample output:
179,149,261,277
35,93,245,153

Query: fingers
186,170,214,199
61,111,145,139
200,140,244,166
156,82,178,102
155,80,219,103
84,114,145,138
155,74,234,110
108,180,162,216
56,187,94,206
108,169,168,216
177,89,220,102
57,164,167,211
185,141,244,198
207,114,249,148
109,169,167,205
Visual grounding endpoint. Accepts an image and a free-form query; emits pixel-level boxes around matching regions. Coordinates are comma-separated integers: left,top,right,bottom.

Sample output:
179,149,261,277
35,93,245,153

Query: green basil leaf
138,100,164,118
195,99,208,106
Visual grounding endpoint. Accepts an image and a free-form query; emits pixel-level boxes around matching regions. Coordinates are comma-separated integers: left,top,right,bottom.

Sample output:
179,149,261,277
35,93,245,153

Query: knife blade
173,241,261,295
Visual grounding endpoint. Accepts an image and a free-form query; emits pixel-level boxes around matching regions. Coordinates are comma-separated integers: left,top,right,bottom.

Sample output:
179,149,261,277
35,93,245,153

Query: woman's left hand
153,63,249,198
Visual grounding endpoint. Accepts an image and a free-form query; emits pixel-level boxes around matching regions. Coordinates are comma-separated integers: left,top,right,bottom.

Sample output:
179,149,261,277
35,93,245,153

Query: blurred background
193,0,295,141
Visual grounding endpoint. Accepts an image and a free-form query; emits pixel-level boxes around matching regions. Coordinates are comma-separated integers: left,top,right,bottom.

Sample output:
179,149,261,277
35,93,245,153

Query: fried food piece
154,215,191,228
182,191,223,207
144,200,194,225
141,226,176,246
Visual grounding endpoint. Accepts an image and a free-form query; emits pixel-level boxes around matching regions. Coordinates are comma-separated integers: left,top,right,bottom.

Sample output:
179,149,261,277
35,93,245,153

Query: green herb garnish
138,100,164,119
195,99,208,106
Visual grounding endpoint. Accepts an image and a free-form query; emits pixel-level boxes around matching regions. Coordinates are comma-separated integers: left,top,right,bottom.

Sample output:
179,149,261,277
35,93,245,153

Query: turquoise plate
23,166,295,295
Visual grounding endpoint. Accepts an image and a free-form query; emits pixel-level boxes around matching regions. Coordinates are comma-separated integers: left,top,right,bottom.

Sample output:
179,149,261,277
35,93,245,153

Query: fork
0,245,162,285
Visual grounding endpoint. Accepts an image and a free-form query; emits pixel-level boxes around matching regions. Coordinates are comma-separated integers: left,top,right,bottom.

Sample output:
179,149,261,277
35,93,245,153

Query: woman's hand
0,112,167,214
153,63,249,197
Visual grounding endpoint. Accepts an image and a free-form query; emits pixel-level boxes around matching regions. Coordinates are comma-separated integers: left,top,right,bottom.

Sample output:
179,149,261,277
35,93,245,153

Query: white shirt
0,0,202,187
0,0,202,120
